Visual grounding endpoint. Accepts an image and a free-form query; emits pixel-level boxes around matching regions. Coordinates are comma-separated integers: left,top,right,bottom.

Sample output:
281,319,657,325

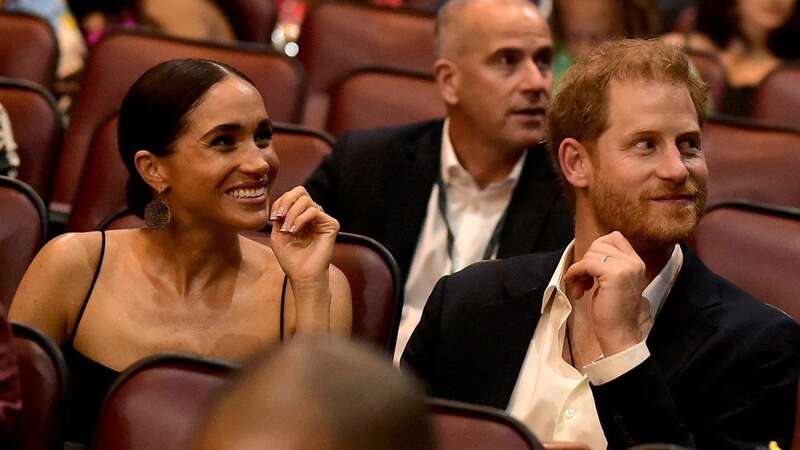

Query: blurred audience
3,0,86,79
0,103,19,178
191,337,436,450
10,58,352,444
663,0,800,115
305,0,573,365
550,0,661,88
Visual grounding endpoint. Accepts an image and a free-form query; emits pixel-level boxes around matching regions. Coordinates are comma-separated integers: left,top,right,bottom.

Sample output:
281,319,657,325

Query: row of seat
688,49,800,129
11,323,584,450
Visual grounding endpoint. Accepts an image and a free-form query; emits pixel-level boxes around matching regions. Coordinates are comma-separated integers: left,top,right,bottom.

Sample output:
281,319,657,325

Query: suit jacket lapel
383,121,442,279
648,249,721,384
498,144,565,258
465,252,561,408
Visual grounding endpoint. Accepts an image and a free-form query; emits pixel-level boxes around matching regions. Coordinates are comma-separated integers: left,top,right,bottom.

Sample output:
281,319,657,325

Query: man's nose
656,146,690,183
519,59,550,94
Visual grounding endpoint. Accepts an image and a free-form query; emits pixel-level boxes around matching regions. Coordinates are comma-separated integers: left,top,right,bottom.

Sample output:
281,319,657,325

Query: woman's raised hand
270,186,339,287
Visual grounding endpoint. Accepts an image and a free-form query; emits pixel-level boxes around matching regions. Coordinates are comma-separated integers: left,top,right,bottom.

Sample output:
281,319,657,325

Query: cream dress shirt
506,242,683,449
393,119,527,364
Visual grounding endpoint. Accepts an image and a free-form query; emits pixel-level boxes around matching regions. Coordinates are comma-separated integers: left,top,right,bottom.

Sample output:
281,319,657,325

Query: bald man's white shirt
393,119,526,365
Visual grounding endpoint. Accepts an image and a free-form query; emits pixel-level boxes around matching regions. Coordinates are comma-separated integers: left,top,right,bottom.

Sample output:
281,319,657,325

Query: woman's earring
144,194,171,230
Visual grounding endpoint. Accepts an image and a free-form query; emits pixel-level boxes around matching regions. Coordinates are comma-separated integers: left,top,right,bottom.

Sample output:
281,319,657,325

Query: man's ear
134,150,169,193
558,138,593,190
433,58,459,106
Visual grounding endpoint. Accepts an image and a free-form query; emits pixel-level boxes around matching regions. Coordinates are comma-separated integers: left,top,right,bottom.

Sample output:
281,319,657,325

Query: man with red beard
402,39,800,450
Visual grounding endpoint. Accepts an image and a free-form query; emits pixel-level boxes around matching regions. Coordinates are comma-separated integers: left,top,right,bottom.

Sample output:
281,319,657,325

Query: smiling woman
8,59,352,445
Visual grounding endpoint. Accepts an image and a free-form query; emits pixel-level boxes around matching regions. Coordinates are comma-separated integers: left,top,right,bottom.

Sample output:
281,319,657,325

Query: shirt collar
542,240,684,320
440,118,527,188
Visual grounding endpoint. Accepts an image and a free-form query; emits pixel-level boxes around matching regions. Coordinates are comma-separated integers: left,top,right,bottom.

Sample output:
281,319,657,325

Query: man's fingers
597,231,638,258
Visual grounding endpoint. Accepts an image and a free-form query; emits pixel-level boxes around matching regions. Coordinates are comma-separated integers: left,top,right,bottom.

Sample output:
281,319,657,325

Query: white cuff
583,341,650,385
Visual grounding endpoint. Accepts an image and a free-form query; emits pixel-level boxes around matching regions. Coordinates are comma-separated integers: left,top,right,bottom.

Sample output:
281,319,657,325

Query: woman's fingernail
281,223,289,232
289,225,296,234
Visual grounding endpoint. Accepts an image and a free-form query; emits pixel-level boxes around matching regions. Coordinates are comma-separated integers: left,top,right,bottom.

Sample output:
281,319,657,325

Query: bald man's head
434,0,547,59
192,338,435,450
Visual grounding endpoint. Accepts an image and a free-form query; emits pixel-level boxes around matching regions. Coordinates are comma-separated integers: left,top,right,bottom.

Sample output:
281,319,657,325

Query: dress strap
279,274,288,342
70,231,106,343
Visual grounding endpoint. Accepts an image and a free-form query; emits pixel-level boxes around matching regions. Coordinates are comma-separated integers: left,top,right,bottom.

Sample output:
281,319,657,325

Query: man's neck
447,119,526,189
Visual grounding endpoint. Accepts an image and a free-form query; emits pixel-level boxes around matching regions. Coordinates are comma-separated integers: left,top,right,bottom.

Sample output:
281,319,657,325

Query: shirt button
564,408,575,419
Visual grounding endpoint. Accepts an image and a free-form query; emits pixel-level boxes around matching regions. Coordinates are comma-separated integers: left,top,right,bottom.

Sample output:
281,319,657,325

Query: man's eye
678,138,702,154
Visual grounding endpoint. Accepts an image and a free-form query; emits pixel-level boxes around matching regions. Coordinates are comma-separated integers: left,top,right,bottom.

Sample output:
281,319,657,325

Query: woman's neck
141,222,243,298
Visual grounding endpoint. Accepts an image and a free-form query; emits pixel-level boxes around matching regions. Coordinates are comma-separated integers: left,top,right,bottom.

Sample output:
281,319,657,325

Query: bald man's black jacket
402,248,800,449
304,119,574,282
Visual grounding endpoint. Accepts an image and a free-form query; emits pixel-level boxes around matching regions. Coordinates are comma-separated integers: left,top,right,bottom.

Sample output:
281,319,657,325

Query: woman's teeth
227,187,266,198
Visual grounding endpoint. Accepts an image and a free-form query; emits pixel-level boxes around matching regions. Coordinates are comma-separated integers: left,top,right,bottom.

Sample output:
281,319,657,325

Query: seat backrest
0,12,58,87
703,116,800,209
686,50,726,111
0,77,63,200
752,65,800,130
429,398,545,450
10,322,69,450
0,177,46,309
794,376,800,450
91,353,236,450
215,0,276,42
693,202,800,322
68,116,331,232
297,1,435,127
50,30,307,218
326,67,444,137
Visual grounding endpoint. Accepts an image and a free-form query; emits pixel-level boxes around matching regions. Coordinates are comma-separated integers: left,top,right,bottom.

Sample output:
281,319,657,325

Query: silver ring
601,255,609,263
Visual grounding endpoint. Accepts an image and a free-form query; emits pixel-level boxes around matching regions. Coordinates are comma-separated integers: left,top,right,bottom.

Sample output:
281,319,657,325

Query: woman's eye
634,139,655,152
255,131,273,147
211,135,235,147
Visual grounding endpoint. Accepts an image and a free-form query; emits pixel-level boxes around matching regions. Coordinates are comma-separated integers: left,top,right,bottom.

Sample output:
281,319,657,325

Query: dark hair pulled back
118,58,255,217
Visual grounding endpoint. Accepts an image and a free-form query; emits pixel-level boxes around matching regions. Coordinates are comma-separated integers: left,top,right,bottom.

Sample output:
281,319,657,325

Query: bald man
191,338,435,450
305,0,573,362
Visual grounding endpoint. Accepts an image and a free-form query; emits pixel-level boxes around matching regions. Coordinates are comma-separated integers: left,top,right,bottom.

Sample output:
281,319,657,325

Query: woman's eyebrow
200,123,242,140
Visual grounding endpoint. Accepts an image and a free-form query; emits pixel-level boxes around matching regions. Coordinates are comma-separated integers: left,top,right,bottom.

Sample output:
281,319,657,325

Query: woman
549,0,661,90
663,0,800,115
10,58,352,443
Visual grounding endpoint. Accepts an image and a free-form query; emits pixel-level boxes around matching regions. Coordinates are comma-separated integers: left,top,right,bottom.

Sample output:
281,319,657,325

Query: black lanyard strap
435,174,507,273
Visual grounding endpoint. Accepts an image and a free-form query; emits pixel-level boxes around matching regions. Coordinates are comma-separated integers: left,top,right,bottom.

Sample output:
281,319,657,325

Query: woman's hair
550,0,662,45
696,0,800,59
118,58,255,217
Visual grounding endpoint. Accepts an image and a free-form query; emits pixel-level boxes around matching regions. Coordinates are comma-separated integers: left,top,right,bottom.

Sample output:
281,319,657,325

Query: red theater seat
0,12,58,87
429,398,546,450
686,50,726,111
297,1,435,127
10,322,69,450
216,0,276,43
91,353,236,450
68,117,331,232
49,30,307,221
327,67,444,137
703,116,800,209
694,201,800,322
0,177,46,309
0,78,63,201
753,65,800,130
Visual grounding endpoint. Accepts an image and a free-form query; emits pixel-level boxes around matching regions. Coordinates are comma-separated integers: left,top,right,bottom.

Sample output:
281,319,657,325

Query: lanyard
435,173,507,273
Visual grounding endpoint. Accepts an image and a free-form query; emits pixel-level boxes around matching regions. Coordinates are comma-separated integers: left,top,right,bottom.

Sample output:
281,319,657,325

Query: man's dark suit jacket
402,249,800,449
304,119,574,281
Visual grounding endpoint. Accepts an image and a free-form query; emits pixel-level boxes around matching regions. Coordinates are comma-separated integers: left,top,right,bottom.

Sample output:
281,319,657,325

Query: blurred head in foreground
192,337,436,450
